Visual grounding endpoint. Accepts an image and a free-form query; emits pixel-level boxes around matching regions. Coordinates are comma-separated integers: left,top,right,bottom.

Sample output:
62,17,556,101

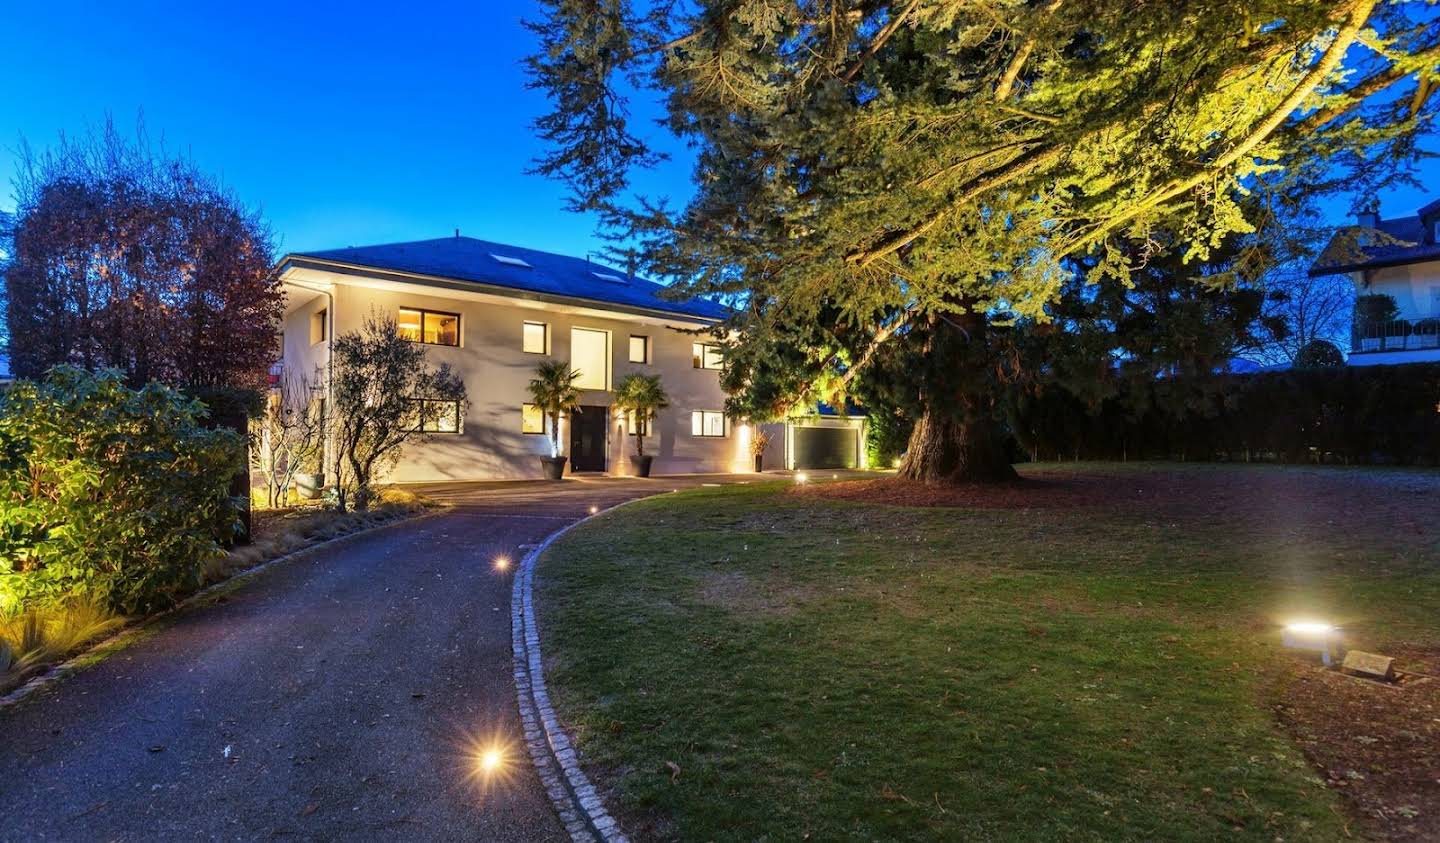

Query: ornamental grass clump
0,367,244,615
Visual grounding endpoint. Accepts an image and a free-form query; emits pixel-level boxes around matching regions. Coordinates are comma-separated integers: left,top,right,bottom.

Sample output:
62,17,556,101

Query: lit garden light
795,472,809,484
493,555,510,572
476,746,506,777
1282,621,1341,667
589,505,599,515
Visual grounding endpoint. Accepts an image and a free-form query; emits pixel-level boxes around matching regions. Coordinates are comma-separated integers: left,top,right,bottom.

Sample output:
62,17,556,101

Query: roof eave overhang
1307,254,1439,277
278,255,724,326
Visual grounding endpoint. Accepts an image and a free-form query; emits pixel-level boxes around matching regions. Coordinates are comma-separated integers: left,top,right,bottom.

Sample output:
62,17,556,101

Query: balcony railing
1352,318,1440,353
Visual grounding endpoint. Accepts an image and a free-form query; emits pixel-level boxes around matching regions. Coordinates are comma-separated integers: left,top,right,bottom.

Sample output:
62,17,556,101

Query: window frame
310,308,327,345
570,326,611,390
521,403,546,435
406,398,463,434
692,342,723,370
628,334,651,364
522,321,550,355
397,307,461,347
691,410,727,438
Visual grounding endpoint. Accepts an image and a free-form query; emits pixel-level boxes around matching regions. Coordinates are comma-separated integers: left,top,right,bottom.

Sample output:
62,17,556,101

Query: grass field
535,463,1440,841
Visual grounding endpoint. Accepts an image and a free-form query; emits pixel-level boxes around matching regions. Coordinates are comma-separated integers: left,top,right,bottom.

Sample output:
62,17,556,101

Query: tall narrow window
521,403,545,434
692,342,723,369
523,321,549,354
310,309,327,345
571,327,610,390
397,308,459,346
691,411,726,437
629,335,650,364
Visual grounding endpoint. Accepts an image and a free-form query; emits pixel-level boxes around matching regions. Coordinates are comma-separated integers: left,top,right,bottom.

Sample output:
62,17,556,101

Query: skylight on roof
490,253,532,268
591,271,627,284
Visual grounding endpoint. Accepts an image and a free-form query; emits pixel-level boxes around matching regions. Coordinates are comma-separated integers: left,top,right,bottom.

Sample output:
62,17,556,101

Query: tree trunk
897,408,1017,484
888,303,1020,485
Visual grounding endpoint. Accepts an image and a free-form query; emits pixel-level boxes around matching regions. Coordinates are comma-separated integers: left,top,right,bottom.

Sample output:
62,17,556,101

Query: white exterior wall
281,268,782,482
1357,262,1440,321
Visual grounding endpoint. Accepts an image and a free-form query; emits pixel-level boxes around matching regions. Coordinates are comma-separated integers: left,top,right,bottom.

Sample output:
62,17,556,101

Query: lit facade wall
280,269,783,482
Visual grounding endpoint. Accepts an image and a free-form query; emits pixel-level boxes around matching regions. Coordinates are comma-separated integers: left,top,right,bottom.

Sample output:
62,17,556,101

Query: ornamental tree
612,372,671,457
527,0,1439,483
330,313,468,512
5,119,283,392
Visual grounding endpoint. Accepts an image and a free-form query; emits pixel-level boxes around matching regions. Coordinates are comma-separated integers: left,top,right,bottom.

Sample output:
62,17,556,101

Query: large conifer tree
527,0,1439,482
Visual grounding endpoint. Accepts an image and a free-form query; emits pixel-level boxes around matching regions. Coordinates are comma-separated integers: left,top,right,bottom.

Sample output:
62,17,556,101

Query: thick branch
841,0,922,83
847,144,1064,267
1080,0,1377,250
994,0,1065,101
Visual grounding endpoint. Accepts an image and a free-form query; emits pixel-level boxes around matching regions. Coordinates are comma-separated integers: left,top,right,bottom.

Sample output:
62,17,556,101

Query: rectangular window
624,410,648,436
521,403,545,434
523,321,549,354
398,307,459,346
692,342,723,370
571,327,610,390
407,399,462,433
628,335,650,364
691,410,726,438
310,309,327,345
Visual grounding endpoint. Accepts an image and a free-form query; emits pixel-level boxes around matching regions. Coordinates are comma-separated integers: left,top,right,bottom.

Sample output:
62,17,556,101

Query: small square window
522,403,545,434
624,410,649,436
523,321,549,354
691,410,726,437
629,335,650,364
692,342,723,370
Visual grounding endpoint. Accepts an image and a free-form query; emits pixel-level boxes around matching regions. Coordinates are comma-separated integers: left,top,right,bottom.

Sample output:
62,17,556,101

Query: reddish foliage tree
5,120,282,391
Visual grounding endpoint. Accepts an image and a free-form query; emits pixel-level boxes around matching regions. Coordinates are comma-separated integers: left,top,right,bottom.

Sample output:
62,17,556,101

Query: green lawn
535,464,1440,841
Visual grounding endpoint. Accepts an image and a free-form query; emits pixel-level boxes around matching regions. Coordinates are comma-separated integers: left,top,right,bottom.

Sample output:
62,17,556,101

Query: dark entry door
569,405,608,472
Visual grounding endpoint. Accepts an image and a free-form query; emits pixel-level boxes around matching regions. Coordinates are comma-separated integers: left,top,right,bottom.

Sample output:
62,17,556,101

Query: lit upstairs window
692,342,723,370
398,308,459,346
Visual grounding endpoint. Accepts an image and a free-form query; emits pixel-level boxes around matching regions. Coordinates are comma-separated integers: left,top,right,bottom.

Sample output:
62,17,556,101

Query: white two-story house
1313,199,1440,366
277,235,866,483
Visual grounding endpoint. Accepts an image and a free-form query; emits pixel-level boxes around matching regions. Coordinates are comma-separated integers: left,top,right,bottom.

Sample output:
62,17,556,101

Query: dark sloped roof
284,236,729,322
1311,211,1440,276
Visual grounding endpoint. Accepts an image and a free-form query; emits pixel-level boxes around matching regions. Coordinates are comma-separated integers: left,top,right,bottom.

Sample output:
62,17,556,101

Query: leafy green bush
0,367,243,614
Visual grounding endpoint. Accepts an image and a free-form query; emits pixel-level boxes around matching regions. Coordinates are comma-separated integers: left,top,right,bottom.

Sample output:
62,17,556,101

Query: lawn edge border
514,498,650,843
0,507,444,711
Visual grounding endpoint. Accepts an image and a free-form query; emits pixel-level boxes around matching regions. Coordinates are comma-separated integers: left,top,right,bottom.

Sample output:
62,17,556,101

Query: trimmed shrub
0,367,244,614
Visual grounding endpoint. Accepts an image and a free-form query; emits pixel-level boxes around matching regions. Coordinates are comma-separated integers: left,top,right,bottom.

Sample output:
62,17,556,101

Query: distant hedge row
1007,363,1440,465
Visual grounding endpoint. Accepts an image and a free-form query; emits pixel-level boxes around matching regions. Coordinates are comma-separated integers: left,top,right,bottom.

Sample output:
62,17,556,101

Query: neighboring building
1312,200,1440,366
277,235,866,483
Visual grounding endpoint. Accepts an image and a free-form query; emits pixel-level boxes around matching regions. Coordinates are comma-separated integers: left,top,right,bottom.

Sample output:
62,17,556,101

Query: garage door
792,426,860,469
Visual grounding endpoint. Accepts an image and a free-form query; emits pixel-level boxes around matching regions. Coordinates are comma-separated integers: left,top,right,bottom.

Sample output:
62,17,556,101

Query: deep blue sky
1,1,1435,259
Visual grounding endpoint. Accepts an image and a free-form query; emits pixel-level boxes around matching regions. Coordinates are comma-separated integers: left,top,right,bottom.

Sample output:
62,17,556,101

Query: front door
569,405,608,472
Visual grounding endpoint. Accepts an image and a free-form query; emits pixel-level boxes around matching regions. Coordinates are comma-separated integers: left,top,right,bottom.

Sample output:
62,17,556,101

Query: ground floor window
522,403,546,434
407,399,462,433
691,410,726,438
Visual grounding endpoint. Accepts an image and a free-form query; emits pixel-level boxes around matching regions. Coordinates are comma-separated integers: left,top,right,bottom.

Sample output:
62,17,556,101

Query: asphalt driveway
0,473,783,842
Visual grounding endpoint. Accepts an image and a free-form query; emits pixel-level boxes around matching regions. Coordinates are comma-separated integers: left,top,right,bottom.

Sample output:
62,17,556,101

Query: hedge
1007,363,1440,466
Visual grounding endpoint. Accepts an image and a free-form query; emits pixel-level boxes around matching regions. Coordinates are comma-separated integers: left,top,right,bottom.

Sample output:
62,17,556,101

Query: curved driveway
0,474,765,842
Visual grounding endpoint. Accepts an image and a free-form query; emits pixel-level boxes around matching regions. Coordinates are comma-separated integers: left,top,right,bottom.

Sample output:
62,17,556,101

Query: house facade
1313,200,1440,366
277,236,866,483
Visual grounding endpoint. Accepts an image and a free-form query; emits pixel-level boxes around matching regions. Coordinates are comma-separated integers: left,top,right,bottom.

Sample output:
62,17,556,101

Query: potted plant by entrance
527,359,583,480
612,373,670,478
750,427,771,473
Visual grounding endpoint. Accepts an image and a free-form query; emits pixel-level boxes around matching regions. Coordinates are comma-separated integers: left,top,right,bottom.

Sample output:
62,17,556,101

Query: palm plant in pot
612,373,669,478
527,359,583,480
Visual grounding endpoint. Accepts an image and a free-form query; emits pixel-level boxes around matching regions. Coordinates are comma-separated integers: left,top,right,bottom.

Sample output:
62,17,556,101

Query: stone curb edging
513,499,651,843
0,508,443,711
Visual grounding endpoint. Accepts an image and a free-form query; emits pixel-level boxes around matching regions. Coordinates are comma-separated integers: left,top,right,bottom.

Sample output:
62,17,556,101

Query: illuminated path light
1282,620,1341,667
588,505,598,515
493,555,510,572
795,472,809,483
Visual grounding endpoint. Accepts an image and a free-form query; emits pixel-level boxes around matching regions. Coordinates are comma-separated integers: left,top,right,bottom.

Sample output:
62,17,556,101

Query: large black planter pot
540,456,568,480
630,455,654,477
754,454,764,473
